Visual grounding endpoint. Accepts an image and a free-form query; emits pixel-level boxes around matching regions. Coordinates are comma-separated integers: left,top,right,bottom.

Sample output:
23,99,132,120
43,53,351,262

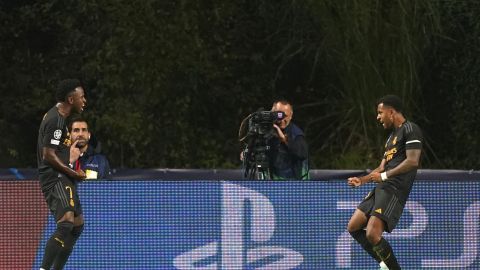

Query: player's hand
70,140,81,163
69,168,86,181
369,172,381,182
76,169,86,181
273,124,287,144
348,177,362,188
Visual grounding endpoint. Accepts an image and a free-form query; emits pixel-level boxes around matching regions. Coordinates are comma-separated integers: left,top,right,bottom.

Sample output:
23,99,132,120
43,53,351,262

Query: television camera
238,110,286,180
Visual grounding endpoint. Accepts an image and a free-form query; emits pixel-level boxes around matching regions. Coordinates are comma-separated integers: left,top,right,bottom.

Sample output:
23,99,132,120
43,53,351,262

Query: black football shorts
357,187,404,232
42,176,83,221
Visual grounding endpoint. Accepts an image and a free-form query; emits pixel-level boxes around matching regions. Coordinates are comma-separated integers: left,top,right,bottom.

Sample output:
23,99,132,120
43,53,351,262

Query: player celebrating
37,79,87,269
347,95,422,270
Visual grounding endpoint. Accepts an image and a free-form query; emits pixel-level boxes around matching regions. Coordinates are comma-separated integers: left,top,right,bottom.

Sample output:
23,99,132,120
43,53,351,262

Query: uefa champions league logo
174,182,304,269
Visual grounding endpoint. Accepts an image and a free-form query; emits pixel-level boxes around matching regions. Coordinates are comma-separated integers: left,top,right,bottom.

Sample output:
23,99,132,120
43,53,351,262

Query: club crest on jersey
385,147,397,162
63,137,72,147
63,132,71,146
53,129,62,140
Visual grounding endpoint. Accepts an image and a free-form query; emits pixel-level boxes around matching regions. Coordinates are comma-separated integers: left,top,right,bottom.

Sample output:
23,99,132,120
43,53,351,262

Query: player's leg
72,215,84,245
41,181,75,270
367,189,402,270
367,216,400,269
41,212,74,269
53,183,84,269
347,209,382,263
53,214,84,269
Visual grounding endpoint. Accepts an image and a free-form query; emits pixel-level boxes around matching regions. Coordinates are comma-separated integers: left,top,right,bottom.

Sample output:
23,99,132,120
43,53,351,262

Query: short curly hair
55,79,82,102
377,95,404,113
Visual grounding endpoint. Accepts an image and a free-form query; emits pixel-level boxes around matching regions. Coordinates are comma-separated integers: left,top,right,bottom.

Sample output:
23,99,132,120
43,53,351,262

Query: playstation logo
174,182,304,269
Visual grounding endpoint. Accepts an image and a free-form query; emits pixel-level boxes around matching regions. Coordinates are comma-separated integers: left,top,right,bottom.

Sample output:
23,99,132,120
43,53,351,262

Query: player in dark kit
37,79,87,270
347,95,422,270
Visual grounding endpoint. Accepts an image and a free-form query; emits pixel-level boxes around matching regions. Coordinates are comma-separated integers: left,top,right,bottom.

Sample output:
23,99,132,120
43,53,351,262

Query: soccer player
347,95,422,270
37,79,87,269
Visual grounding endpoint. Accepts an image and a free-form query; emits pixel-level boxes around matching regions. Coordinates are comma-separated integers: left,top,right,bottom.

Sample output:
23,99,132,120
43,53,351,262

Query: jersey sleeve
405,123,423,150
42,116,62,149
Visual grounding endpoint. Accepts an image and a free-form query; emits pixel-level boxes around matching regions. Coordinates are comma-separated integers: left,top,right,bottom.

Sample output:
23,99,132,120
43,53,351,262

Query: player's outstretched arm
348,158,386,186
347,176,362,187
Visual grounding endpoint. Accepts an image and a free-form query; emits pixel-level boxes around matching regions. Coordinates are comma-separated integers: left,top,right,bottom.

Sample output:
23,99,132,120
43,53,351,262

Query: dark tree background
0,0,479,169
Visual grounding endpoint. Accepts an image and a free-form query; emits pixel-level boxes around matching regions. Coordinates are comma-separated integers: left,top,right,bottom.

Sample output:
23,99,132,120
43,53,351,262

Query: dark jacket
269,123,309,179
74,146,111,179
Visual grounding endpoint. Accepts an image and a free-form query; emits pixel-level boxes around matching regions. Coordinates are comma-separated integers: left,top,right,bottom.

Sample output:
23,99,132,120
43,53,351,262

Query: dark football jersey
37,105,71,188
377,121,422,201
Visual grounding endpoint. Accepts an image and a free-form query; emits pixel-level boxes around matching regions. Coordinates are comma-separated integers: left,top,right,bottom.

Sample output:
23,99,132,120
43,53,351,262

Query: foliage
0,0,479,169
420,0,480,169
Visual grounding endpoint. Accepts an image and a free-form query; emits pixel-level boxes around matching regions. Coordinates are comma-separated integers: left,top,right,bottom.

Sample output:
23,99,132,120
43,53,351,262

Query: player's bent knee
347,210,368,232
347,222,357,233
57,221,74,235
365,229,381,245
53,221,74,248
72,224,84,240
58,211,75,223
74,214,84,226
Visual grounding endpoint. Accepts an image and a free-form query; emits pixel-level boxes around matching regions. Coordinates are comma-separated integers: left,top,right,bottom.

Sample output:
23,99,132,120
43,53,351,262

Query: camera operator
269,99,309,180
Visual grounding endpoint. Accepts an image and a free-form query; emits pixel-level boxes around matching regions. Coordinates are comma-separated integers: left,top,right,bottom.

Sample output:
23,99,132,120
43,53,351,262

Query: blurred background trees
0,0,479,169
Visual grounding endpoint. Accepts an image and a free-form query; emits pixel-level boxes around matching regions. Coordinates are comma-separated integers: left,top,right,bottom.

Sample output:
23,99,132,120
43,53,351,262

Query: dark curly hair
68,114,88,131
377,95,404,113
55,79,82,102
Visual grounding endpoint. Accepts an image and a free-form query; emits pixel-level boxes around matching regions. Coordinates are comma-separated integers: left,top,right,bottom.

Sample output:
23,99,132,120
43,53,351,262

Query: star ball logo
54,129,62,140
174,182,304,269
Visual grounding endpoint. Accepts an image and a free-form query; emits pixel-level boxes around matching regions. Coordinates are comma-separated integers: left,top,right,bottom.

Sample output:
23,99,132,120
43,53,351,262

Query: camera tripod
243,145,272,180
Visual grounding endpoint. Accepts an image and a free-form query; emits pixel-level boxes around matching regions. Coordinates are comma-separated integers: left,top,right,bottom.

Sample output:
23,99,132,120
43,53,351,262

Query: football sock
349,229,382,263
53,224,84,269
40,221,74,269
373,237,401,270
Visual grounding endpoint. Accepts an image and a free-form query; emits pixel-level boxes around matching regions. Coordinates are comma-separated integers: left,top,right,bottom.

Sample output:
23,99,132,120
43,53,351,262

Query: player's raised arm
380,149,421,179
43,147,85,180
